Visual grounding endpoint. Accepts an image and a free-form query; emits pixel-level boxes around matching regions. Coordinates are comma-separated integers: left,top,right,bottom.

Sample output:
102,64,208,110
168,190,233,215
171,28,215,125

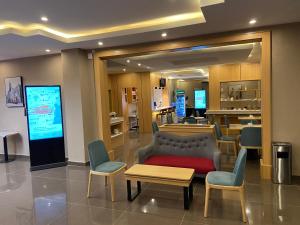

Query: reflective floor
1,132,300,225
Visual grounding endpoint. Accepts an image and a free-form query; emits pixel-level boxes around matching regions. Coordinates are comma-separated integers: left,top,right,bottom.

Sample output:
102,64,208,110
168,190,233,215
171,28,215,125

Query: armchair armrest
213,151,221,171
137,144,155,163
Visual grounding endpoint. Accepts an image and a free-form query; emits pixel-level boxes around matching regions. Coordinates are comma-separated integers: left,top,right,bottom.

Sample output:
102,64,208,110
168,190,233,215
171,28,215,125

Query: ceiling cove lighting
249,19,257,25
45,49,51,52
98,41,103,46
41,16,48,22
161,32,167,38
0,11,206,43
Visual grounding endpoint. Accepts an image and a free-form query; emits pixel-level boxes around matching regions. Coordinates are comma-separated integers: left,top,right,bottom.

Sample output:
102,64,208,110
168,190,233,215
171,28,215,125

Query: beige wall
62,49,97,163
272,23,300,176
0,54,62,156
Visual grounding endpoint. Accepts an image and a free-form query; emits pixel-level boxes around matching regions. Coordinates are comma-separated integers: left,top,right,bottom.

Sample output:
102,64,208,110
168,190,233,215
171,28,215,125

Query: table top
159,124,213,128
0,131,19,138
125,164,194,181
229,124,262,130
206,110,261,115
238,116,261,120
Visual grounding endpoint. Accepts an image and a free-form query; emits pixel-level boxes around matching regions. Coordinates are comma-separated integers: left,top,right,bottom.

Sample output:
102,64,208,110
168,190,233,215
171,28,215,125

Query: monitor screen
195,90,206,109
25,86,63,141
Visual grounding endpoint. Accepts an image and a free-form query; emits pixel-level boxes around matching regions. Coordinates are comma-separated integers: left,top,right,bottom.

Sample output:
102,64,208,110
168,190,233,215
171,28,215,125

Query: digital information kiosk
25,85,66,171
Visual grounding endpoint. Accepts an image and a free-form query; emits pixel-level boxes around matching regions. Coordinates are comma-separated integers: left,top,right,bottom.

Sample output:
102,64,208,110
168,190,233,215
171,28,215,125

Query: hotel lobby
0,0,300,224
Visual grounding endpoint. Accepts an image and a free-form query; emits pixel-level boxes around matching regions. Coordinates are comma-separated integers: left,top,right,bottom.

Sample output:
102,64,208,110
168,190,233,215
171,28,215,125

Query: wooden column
93,57,113,158
260,32,272,179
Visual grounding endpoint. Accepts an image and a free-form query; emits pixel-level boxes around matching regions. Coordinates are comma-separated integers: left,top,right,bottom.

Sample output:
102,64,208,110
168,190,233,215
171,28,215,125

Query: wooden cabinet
241,63,261,80
209,63,261,110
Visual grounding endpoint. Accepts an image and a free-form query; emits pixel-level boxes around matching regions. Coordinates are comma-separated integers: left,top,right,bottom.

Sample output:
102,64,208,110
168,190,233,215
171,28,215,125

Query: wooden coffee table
124,164,195,209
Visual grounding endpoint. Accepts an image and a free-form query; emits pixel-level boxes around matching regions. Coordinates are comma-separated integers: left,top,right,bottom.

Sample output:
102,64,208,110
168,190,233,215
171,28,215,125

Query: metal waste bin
272,142,292,184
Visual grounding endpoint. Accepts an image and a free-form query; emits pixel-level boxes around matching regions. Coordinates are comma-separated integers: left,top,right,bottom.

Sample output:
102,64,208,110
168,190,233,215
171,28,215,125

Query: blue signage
195,90,207,109
176,93,186,117
26,86,63,141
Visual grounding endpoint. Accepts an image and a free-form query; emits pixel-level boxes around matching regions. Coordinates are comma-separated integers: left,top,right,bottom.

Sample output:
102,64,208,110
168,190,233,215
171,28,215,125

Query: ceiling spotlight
249,54,253,57
123,68,126,72
138,63,141,67
41,16,48,22
98,41,103,46
45,49,51,52
126,59,130,63
249,19,257,25
161,32,167,38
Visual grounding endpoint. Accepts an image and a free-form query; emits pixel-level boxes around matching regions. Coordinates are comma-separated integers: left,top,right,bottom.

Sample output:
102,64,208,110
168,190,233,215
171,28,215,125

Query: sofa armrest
213,151,221,171
137,144,155,163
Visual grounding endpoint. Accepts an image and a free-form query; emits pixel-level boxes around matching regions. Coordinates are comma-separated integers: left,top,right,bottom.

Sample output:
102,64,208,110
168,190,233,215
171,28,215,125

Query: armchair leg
87,171,92,198
204,183,210,217
105,176,108,187
110,176,116,202
233,142,237,157
239,186,247,223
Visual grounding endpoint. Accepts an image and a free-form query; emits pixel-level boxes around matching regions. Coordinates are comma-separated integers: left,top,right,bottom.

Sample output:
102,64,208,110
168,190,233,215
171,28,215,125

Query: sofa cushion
144,155,215,174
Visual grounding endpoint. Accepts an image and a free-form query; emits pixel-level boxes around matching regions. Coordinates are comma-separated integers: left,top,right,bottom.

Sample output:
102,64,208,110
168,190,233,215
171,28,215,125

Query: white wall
272,23,300,176
0,54,62,156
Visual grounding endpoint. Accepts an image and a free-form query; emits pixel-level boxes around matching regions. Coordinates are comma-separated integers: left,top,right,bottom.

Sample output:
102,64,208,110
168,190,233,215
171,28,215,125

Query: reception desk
159,124,215,136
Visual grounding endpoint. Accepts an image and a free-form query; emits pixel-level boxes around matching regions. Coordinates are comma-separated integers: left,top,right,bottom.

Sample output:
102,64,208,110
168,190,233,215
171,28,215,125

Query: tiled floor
1,132,300,225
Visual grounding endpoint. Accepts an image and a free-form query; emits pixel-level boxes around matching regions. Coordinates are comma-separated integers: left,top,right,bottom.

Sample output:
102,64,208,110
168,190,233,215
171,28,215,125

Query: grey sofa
138,132,220,176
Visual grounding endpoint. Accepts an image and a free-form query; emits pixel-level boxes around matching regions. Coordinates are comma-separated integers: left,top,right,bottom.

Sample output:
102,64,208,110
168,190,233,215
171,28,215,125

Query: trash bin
272,142,292,184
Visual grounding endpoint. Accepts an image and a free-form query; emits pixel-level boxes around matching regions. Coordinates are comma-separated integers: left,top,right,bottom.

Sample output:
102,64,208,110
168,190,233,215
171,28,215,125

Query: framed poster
5,76,24,107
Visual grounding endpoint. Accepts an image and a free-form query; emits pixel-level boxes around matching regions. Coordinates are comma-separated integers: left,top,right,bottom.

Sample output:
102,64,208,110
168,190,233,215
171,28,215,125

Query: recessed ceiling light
138,63,141,67
249,19,257,25
123,68,126,72
146,66,151,69
41,16,48,22
126,59,130,63
249,54,253,57
45,49,51,52
98,41,103,46
161,32,167,38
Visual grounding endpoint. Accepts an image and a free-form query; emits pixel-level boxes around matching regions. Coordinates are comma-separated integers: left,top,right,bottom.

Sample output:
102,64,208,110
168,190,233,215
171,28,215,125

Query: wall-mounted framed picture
5,76,24,107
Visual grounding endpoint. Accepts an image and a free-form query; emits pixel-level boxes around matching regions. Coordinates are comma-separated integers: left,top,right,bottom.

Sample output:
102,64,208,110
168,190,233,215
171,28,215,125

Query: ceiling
108,42,261,80
0,0,299,61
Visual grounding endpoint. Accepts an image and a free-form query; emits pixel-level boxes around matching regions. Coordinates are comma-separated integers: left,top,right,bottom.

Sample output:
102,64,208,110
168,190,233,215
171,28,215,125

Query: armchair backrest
152,121,159,134
183,117,197,124
214,122,223,139
233,149,247,186
240,127,262,148
88,140,110,171
153,132,218,159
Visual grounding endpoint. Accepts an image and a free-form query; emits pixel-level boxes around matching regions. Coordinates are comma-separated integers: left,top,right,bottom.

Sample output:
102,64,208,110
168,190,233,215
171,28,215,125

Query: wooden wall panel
241,63,261,80
141,73,153,133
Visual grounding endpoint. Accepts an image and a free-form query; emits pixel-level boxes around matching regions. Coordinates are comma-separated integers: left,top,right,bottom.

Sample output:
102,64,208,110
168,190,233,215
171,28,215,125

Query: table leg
183,187,190,210
3,137,8,162
127,180,141,201
189,182,193,201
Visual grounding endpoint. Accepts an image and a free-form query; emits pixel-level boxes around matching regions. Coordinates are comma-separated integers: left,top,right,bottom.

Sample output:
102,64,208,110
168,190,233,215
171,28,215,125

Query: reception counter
159,124,215,136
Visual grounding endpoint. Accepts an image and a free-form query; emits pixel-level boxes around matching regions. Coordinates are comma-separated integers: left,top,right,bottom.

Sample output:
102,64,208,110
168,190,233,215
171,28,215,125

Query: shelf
228,89,260,92
221,99,261,102
111,132,123,138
